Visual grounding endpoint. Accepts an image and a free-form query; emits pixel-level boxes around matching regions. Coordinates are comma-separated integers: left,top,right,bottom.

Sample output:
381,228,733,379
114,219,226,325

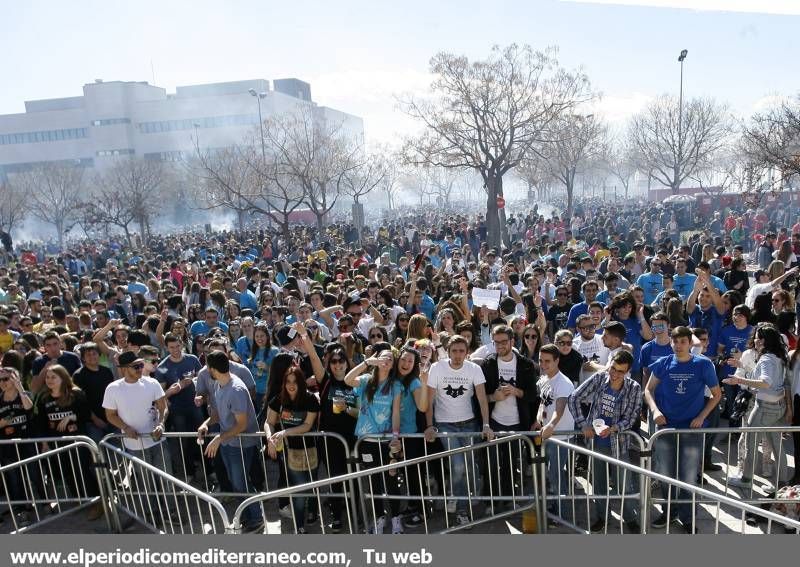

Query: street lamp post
249,88,271,228
677,49,688,165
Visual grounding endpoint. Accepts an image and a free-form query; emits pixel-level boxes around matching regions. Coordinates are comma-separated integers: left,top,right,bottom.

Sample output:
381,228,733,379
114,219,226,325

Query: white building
0,78,364,180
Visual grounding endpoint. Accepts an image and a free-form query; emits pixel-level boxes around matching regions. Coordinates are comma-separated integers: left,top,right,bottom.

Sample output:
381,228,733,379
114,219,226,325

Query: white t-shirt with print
574,334,610,384
428,359,486,423
536,371,575,432
492,355,520,426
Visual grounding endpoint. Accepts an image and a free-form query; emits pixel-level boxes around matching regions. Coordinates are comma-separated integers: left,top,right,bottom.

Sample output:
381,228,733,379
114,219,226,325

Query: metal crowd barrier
546,436,800,535
230,433,542,534
536,430,646,534
644,426,800,532
99,431,353,534
100,438,230,534
0,436,113,534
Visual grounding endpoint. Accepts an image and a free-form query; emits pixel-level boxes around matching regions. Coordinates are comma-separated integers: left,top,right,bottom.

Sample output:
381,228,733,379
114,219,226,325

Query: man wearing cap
103,351,170,467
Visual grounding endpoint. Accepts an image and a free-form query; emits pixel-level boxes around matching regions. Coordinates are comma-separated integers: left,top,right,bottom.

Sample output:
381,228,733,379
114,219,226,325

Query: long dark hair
365,342,394,403
265,352,296,409
395,347,421,391
754,323,787,365
279,366,308,408
249,324,271,365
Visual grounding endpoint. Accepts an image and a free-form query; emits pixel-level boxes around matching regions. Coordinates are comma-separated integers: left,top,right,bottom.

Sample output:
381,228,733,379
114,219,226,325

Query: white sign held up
471,288,501,310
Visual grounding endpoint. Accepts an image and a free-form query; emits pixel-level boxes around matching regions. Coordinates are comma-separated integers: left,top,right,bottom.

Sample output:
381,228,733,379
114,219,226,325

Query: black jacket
478,353,541,431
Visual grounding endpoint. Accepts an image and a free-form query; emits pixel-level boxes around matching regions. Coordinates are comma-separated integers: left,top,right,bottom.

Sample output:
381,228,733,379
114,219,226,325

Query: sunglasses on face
128,363,145,370
330,358,346,364
556,340,572,346
369,333,384,339
524,334,537,340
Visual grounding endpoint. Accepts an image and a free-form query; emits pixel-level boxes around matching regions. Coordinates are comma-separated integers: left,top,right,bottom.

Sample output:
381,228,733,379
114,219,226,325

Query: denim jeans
167,406,204,479
85,421,117,445
653,430,702,523
286,464,316,531
436,420,478,514
741,399,789,484
591,445,637,523
220,444,262,529
545,440,570,515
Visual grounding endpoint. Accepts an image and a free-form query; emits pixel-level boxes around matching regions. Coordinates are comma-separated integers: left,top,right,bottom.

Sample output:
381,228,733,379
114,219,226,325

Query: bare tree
548,114,608,217
741,96,800,187
516,151,553,202
91,158,169,245
264,106,361,233
189,143,260,232
340,151,387,204
0,181,27,233
401,44,592,247
605,136,638,200
628,95,731,195
12,162,85,248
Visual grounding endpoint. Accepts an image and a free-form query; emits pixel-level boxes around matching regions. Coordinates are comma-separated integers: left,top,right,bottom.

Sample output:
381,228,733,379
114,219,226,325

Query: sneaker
651,513,673,529
673,518,696,534
279,505,292,519
703,462,722,472
446,500,457,514
590,519,605,533
455,512,470,526
404,513,424,527
727,475,752,488
391,515,404,534
329,519,343,533
370,515,386,534
297,527,307,534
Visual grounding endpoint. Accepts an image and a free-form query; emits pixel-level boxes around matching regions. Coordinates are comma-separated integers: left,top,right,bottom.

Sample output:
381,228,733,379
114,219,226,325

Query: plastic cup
332,396,346,414
592,418,608,435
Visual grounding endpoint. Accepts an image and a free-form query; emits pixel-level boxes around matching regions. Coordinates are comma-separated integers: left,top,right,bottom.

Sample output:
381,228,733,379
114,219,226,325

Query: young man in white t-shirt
425,335,493,525
573,314,609,384
103,351,171,470
535,344,576,515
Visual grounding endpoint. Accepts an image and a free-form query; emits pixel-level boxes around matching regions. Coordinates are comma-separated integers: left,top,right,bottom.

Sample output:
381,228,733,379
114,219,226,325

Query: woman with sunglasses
0,367,37,526
391,313,410,348
519,324,542,362
247,324,279,415
315,346,357,532
35,364,102,519
609,291,653,381
725,323,791,489
344,343,403,534
264,365,320,534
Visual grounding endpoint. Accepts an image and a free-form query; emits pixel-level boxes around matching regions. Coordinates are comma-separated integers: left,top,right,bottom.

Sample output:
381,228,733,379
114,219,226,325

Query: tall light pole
249,88,271,227
677,50,688,152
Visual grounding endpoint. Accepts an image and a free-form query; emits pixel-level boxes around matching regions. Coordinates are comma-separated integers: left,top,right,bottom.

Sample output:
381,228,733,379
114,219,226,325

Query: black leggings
359,440,401,519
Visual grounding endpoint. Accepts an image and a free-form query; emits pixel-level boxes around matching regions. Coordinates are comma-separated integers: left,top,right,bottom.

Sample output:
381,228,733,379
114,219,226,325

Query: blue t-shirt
688,306,722,358
247,346,279,395
155,354,203,411
718,324,753,380
352,374,403,438
672,274,697,300
636,272,664,305
399,377,422,434
619,317,645,372
648,354,718,428
566,301,605,329
639,340,674,372
189,320,229,338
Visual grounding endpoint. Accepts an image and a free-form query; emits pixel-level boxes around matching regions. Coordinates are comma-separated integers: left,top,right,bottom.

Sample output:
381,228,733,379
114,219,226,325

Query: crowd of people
0,196,798,534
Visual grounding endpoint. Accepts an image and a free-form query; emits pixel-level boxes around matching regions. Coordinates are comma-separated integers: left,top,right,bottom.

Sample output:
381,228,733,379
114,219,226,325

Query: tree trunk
485,174,501,249
55,220,64,250
315,211,325,235
237,209,247,233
